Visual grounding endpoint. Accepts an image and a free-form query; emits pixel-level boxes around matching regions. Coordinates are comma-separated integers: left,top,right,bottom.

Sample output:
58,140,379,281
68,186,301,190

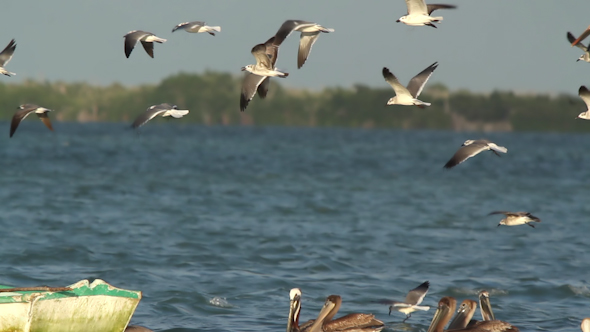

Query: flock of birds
1,1,590,331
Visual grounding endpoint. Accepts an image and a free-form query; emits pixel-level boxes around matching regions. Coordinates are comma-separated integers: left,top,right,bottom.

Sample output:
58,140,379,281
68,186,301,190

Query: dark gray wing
0,39,16,67
443,142,488,168
427,4,457,15
10,104,39,137
572,25,590,47
298,32,321,69
523,212,541,222
406,62,438,98
273,19,314,46
257,77,270,99
567,32,588,51
131,104,166,128
172,21,205,32
488,211,515,217
124,30,150,58
140,41,154,58
251,43,272,69
405,281,429,305
240,73,266,111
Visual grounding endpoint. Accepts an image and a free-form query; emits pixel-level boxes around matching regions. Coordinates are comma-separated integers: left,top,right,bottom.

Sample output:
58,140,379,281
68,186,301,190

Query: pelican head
478,290,495,321
448,299,477,330
287,288,302,332
427,297,456,332
308,296,338,332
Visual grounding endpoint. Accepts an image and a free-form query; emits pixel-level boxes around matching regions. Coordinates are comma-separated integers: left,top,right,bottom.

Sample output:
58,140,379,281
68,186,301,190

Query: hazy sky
2,1,590,94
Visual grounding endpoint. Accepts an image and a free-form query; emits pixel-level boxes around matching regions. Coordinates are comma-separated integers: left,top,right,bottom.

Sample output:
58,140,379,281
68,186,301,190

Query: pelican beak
427,304,449,332
479,293,495,321
308,298,336,332
287,294,301,332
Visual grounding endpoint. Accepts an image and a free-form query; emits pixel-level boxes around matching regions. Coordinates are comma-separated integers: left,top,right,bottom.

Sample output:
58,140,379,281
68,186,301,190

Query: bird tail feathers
166,110,189,118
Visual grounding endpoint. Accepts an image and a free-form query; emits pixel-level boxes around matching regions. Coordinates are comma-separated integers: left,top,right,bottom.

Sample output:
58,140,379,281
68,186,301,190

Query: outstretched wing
405,281,429,305
240,73,267,111
407,62,438,98
427,4,457,15
0,39,16,67
382,67,412,98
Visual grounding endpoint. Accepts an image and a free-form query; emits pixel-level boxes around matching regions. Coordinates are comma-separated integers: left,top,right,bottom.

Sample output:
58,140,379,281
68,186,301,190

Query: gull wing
488,211,516,217
10,104,41,137
257,77,270,99
0,39,16,67
579,86,590,109
36,112,54,132
567,32,588,51
405,0,428,15
572,25,590,47
406,62,438,98
240,72,267,111
124,30,151,58
172,21,205,32
405,281,429,305
382,67,413,98
427,4,457,15
140,41,155,58
298,31,321,69
251,43,272,69
443,141,489,168
273,20,314,46
131,104,167,128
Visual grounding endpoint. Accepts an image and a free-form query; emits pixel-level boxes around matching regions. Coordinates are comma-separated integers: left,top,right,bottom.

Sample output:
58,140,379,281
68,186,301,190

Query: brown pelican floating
478,290,495,321
124,30,167,58
427,297,519,332
447,299,477,330
571,25,590,47
272,20,334,69
172,21,221,35
397,0,457,28
443,139,507,169
489,211,541,228
131,103,189,129
10,104,54,138
287,289,340,332
567,32,590,63
125,326,154,332
582,318,590,332
376,281,430,322
0,39,16,76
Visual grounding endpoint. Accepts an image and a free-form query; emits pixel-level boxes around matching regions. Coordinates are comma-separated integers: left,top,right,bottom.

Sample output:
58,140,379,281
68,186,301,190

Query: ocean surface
0,123,588,332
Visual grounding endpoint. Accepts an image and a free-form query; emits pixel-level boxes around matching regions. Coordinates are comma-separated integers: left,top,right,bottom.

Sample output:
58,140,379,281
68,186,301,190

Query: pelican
571,25,590,47
287,289,340,332
427,297,519,332
447,299,477,330
131,103,189,129
582,318,590,332
443,139,507,169
0,39,16,76
397,0,456,28
10,104,54,138
567,32,590,63
376,281,430,322
123,30,167,58
577,86,590,120
383,62,438,107
172,21,221,35
490,211,541,228
272,20,334,69
478,291,495,321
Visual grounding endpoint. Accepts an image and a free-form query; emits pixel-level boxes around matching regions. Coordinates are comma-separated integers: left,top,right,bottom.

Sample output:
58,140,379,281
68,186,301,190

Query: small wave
209,296,234,308
568,285,590,296
448,287,508,296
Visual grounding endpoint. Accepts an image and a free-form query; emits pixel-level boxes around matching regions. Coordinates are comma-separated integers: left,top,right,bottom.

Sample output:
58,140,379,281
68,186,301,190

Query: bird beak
241,67,246,71
577,59,581,62
396,19,400,23
497,224,501,227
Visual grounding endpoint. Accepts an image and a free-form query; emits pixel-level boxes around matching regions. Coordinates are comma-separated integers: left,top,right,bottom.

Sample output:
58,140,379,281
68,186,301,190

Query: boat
0,278,142,332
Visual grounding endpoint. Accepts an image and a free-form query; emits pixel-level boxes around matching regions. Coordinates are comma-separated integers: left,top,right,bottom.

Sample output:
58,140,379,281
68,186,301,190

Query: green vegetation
0,71,586,132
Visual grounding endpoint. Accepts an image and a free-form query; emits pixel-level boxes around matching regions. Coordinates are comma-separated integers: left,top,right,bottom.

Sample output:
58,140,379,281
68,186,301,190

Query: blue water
0,123,589,332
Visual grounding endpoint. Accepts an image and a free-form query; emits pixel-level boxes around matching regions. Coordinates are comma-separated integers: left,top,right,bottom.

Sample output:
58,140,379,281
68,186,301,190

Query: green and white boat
0,279,142,332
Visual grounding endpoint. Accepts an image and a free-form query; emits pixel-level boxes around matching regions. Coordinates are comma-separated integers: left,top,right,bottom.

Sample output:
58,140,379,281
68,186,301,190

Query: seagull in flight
273,20,334,69
444,140,507,168
172,21,221,36
576,86,590,120
567,32,590,63
0,39,17,76
377,281,431,322
397,0,456,28
571,25,590,47
131,103,189,129
490,211,541,228
10,104,54,138
382,62,438,107
124,30,167,58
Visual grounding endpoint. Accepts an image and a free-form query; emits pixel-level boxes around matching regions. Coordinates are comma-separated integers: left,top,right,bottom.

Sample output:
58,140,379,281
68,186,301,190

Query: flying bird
571,25,590,47
397,0,456,28
124,30,167,58
0,39,17,76
10,104,54,138
382,62,438,107
172,21,221,35
273,20,334,69
567,32,590,63
443,140,507,169
131,103,189,129
240,37,286,111
576,86,590,119
490,211,541,228
376,281,430,322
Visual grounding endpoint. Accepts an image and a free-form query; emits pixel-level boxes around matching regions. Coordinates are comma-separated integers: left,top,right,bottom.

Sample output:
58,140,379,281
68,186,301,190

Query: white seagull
571,25,590,47
172,21,221,36
377,281,430,323
577,86,590,119
10,104,54,138
131,103,189,129
490,211,541,228
397,0,456,28
124,30,167,58
273,20,334,69
0,39,17,76
383,62,438,107
444,139,507,168
567,32,590,63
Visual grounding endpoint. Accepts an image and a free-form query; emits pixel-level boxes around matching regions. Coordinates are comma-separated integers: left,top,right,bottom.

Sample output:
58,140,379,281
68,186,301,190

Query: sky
1,1,590,95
